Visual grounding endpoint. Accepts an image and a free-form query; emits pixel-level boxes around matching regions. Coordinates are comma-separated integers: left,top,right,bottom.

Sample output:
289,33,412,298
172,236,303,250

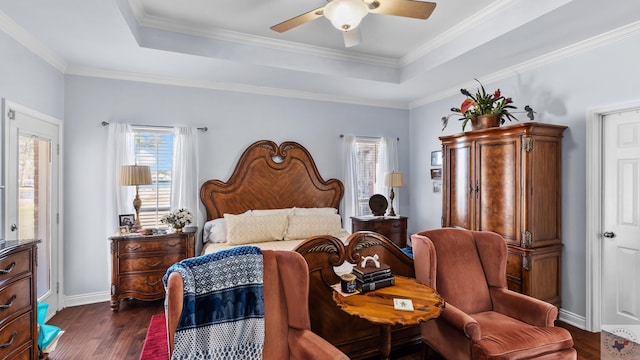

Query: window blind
133,129,173,228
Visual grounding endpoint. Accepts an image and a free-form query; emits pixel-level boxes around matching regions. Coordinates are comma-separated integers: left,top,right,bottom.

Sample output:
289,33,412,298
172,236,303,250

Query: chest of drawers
109,233,195,312
351,216,408,248
0,241,38,360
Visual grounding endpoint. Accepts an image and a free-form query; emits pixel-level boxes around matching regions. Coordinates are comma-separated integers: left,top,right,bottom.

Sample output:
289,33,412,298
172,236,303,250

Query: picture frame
433,182,442,193
430,168,442,180
118,225,130,235
119,214,135,230
430,150,442,167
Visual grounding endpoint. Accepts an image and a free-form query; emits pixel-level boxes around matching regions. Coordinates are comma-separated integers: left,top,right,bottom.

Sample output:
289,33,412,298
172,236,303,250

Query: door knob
10,224,17,232
603,232,616,238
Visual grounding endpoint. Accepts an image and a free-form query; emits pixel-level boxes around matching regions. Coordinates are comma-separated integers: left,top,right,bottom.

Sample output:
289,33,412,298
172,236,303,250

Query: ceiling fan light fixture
324,0,369,31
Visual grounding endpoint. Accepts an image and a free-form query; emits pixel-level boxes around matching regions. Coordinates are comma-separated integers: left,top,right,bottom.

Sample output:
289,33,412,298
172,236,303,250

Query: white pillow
285,214,343,240
203,218,227,244
224,213,288,245
251,208,294,216
293,207,338,216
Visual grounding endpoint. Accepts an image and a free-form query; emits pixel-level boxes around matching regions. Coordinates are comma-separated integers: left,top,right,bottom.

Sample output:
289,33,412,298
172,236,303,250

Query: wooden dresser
351,216,408,248
109,232,195,312
0,240,39,360
440,122,567,307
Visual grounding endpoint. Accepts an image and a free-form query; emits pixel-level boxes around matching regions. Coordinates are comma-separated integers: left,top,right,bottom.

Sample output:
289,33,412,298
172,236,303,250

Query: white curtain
342,135,359,229
376,137,400,214
105,123,134,236
171,127,200,228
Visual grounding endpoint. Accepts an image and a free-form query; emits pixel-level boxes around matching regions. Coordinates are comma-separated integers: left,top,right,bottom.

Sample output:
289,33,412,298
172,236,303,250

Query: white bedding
202,239,306,254
202,229,351,254
200,207,350,255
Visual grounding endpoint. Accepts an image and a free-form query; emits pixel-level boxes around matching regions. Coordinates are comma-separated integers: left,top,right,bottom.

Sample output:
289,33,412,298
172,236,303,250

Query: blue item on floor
37,302,62,352
401,247,413,258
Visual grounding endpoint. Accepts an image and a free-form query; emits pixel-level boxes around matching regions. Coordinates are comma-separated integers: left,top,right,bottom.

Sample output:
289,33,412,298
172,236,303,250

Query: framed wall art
430,150,442,167
433,182,442,193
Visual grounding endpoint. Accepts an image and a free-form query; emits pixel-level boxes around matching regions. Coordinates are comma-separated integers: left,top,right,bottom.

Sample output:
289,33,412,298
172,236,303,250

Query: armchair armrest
439,303,481,341
490,287,558,327
288,328,349,360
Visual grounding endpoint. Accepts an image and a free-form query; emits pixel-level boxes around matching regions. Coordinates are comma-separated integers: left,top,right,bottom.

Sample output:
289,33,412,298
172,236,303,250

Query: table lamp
384,172,404,217
119,165,152,231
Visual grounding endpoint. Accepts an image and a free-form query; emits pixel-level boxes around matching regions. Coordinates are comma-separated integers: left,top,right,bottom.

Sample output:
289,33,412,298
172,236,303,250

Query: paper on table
393,298,414,311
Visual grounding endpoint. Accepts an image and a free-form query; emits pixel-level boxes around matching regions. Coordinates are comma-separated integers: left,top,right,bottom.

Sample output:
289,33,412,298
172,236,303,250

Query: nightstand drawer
119,254,183,273
0,250,32,285
118,274,165,296
0,278,33,321
118,237,186,254
0,312,33,360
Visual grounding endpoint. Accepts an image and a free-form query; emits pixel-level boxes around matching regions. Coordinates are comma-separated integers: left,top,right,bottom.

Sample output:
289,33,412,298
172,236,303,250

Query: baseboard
558,308,587,330
63,291,111,308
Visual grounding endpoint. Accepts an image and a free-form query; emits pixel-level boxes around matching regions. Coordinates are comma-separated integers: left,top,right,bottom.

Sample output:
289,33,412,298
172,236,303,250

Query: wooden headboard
200,140,344,221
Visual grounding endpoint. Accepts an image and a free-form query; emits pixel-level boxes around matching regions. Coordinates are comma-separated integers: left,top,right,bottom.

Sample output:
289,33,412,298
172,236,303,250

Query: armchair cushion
472,312,574,360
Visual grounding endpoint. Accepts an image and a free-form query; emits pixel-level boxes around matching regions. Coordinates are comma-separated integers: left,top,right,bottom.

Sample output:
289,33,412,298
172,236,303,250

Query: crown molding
66,65,409,110
409,20,640,109
0,10,67,73
138,13,400,68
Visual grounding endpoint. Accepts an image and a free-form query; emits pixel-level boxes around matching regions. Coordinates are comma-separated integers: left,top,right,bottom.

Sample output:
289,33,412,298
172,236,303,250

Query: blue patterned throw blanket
164,246,265,360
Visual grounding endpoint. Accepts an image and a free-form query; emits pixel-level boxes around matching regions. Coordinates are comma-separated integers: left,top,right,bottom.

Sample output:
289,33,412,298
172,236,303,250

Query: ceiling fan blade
343,28,362,48
368,0,436,19
271,7,325,33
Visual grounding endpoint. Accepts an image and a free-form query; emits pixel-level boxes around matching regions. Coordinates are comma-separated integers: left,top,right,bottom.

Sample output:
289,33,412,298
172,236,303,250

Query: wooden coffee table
333,275,445,359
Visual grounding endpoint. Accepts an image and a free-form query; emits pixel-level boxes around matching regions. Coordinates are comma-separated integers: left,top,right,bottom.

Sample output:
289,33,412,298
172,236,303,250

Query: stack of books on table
352,262,395,293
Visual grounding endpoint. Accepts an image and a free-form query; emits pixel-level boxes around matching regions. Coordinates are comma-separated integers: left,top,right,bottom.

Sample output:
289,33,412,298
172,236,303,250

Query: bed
199,140,418,359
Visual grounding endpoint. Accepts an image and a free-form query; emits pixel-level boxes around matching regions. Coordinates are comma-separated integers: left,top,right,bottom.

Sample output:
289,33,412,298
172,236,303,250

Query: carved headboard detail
200,140,344,221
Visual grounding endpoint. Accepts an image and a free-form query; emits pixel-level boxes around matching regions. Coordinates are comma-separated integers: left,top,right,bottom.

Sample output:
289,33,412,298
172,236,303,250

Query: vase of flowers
161,208,193,232
442,79,535,131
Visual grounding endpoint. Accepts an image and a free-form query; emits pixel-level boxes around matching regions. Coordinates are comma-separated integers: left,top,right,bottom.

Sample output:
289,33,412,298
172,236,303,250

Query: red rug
139,313,169,360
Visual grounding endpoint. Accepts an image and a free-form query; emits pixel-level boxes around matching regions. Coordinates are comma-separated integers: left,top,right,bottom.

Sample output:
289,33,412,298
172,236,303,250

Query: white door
5,101,61,319
602,109,640,348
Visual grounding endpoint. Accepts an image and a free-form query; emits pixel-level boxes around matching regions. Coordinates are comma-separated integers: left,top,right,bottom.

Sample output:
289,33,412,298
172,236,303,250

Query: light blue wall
63,75,410,296
409,31,640,321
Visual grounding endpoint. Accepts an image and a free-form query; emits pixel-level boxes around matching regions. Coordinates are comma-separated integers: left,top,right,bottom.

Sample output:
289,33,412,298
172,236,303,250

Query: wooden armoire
440,122,567,307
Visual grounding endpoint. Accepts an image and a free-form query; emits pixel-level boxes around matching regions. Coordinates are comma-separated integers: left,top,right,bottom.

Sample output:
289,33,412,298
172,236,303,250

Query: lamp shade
119,165,152,186
324,0,369,31
384,172,404,188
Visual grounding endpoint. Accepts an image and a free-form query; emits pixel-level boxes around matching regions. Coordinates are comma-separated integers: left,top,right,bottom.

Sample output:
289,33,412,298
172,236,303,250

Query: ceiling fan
271,0,436,47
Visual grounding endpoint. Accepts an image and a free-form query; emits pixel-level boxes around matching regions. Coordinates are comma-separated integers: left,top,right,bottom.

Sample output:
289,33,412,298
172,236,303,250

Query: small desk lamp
384,172,404,217
120,165,152,231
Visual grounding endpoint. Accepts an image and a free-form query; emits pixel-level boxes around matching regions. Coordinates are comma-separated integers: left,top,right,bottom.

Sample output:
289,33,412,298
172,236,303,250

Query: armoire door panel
475,138,520,243
522,137,562,248
444,143,472,229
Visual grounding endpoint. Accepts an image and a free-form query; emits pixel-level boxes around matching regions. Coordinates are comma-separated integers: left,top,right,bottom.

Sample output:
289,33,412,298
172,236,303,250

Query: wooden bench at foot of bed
295,231,419,359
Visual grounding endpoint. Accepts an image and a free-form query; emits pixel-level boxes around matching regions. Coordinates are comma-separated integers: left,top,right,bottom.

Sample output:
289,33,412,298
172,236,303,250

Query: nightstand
109,232,195,311
351,216,408,248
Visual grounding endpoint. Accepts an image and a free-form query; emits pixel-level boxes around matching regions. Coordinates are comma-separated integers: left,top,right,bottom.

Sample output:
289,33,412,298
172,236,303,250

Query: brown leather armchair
165,249,348,360
412,229,576,360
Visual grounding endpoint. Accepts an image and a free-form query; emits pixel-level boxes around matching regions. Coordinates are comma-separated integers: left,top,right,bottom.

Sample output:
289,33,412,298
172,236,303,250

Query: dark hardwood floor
45,300,600,359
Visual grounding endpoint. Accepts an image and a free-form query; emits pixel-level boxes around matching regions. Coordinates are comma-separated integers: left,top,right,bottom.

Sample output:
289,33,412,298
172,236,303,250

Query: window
354,138,381,216
133,128,173,228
